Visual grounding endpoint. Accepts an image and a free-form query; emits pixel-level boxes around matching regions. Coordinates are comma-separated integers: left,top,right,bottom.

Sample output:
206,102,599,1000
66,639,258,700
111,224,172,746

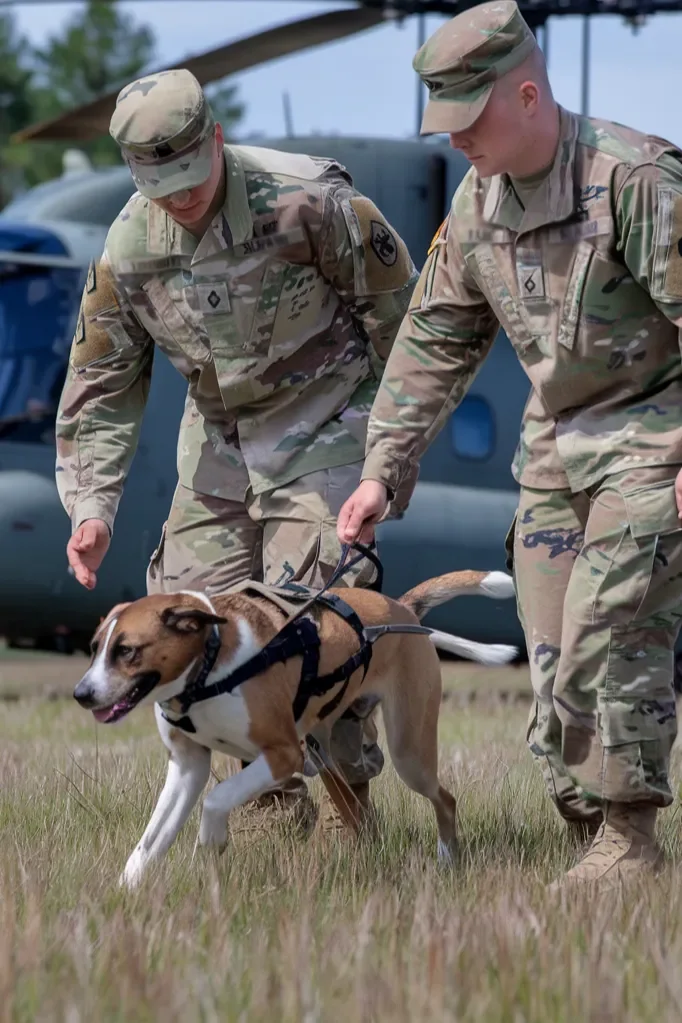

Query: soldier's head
414,0,558,178
109,69,225,229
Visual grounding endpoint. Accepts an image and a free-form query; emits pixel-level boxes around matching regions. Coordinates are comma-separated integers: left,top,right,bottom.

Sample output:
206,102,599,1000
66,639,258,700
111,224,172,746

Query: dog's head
73,594,226,723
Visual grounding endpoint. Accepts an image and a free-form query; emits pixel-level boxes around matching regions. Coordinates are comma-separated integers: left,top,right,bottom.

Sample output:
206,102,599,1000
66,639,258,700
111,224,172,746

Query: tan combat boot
550,802,663,890
565,815,602,854
242,769,319,838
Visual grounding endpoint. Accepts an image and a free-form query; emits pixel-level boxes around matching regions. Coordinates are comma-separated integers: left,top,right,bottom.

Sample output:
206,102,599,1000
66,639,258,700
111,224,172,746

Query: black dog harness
159,542,433,735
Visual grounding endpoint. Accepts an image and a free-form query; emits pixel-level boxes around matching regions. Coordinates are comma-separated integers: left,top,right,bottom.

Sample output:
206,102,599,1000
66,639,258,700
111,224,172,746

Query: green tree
1,1,247,205
31,0,156,168
205,83,245,141
0,14,36,204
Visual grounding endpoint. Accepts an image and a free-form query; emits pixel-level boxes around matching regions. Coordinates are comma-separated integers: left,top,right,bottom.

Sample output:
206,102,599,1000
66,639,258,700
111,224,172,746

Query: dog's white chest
184,689,258,760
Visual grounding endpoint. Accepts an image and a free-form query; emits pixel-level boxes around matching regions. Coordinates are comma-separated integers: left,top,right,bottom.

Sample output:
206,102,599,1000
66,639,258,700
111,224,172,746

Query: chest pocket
558,245,654,358
142,277,211,366
268,263,329,355
465,243,536,354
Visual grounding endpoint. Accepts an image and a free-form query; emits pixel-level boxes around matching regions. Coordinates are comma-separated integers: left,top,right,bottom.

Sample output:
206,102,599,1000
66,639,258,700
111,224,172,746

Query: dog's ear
108,601,132,620
160,606,227,634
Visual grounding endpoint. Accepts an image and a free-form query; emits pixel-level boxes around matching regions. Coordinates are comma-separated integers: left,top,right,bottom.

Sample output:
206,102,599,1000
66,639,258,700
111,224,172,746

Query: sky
11,0,682,145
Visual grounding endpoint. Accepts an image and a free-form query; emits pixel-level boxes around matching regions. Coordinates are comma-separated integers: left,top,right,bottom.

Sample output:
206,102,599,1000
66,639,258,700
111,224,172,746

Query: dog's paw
437,838,457,867
199,810,229,852
119,850,146,890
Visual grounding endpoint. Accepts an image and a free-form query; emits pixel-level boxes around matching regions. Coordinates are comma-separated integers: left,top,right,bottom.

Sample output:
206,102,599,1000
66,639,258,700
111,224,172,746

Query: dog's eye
114,643,134,660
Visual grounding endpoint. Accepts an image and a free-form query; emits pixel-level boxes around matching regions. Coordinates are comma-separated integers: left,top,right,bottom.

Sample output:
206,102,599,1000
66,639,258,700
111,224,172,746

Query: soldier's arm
55,254,153,535
356,214,500,496
616,153,682,335
315,183,419,372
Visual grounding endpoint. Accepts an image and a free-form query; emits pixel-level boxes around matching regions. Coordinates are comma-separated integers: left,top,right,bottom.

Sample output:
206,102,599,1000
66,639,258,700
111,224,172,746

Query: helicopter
2,0,656,659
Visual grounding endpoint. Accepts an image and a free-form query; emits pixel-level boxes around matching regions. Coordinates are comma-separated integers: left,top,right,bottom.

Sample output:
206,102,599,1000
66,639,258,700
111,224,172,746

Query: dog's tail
399,569,515,619
399,569,518,666
427,630,517,666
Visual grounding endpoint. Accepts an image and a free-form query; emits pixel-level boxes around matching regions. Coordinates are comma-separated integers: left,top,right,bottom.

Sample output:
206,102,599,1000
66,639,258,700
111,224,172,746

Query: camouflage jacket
56,144,417,532
362,106,682,497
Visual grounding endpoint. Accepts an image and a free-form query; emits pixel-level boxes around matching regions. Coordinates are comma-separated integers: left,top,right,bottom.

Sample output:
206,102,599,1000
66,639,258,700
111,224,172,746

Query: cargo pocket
576,476,682,626
619,477,682,622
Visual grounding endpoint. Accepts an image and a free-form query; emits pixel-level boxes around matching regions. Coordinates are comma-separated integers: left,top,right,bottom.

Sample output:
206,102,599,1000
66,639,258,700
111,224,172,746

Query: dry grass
2,652,682,1021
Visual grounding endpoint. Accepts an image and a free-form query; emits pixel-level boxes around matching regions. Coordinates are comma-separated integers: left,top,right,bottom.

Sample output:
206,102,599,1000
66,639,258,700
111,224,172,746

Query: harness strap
163,617,321,716
160,543,424,732
364,623,433,642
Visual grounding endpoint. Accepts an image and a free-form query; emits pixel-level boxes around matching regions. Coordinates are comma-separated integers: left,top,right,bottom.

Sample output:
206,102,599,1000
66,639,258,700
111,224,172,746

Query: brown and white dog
73,568,516,889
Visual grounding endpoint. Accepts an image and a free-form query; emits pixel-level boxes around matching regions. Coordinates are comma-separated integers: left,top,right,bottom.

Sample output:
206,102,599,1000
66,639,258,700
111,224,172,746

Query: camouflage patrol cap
109,69,216,198
414,0,537,135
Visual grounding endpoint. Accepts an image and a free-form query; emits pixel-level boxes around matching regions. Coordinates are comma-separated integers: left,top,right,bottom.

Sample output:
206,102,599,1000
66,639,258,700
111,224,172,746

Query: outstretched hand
67,518,111,590
337,479,390,545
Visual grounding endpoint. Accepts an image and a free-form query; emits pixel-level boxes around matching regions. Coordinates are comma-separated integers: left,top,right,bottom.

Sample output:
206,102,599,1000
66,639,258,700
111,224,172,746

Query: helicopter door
0,223,84,445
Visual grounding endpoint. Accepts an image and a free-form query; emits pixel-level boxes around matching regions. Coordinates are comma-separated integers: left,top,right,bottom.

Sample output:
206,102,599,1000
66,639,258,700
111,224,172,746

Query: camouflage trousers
506,464,682,822
146,461,384,795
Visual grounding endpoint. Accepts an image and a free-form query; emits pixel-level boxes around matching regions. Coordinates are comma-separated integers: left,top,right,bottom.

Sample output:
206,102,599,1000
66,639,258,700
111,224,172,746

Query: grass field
2,647,682,1022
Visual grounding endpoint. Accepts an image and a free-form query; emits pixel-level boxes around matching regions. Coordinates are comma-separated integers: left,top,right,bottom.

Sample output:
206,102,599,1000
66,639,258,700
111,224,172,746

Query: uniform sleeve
315,183,419,374
359,214,500,495
616,152,682,342
55,253,153,534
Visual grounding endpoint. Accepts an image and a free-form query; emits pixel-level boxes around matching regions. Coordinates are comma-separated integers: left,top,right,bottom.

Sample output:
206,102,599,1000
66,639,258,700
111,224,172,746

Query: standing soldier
56,68,418,831
338,0,682,886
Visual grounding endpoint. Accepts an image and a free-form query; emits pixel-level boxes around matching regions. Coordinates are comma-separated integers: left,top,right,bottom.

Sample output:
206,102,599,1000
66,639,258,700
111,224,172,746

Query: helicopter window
450,395,495,461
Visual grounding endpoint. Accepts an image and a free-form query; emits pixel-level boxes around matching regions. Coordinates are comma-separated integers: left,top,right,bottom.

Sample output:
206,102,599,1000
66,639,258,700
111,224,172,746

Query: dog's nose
73,678,95,707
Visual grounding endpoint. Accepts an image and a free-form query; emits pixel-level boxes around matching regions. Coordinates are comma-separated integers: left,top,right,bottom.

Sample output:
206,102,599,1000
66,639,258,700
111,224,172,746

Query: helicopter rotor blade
11,7,388,143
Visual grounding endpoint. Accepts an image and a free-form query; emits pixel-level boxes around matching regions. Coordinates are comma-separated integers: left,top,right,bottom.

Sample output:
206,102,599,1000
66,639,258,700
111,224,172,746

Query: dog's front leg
199,744,301,851
120,706,211,890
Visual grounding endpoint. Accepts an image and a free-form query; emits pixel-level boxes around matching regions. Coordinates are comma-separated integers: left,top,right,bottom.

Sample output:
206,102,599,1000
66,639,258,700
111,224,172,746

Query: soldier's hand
676,468,682,520
67,518,111,590
337,480,389,544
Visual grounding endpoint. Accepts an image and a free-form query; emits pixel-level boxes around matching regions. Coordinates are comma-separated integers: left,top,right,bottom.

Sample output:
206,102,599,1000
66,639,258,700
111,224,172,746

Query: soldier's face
448,79,542,177
153,124,225,227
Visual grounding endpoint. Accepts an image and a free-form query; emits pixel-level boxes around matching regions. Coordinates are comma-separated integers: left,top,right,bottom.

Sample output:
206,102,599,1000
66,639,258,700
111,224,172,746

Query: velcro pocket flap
623,479,682,540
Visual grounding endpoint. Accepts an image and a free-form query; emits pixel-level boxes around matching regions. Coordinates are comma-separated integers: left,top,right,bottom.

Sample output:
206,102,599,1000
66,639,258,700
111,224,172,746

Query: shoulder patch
347,195,413,294
653,187,682,301
70,260,120,369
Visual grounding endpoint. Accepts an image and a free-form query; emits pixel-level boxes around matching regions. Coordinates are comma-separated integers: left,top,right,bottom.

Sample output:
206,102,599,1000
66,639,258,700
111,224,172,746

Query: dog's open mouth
92,671,160,724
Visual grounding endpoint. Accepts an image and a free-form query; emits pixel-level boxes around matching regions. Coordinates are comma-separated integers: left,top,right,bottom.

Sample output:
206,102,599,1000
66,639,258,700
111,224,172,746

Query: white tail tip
429,629,518,666
479,571,515,600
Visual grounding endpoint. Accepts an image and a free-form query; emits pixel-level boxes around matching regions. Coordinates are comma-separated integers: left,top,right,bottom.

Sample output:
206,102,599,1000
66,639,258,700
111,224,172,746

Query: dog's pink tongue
92,707,115,723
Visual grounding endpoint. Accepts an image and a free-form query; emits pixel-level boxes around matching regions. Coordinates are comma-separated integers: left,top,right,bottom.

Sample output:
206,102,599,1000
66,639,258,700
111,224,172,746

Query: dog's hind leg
380,645,458,863
120,705,212,890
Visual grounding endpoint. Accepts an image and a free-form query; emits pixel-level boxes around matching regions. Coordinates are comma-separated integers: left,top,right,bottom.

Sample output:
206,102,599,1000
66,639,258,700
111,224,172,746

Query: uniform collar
482,106,580,235
146,144,254,260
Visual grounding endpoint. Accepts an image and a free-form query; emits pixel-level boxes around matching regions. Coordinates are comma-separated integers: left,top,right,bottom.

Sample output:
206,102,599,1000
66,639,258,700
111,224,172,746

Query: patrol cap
109,69,216,198
414,0,537,135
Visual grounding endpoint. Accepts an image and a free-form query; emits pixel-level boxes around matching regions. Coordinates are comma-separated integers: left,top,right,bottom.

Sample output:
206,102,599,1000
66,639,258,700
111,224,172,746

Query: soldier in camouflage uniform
338,0,682,886
56,68,419,829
